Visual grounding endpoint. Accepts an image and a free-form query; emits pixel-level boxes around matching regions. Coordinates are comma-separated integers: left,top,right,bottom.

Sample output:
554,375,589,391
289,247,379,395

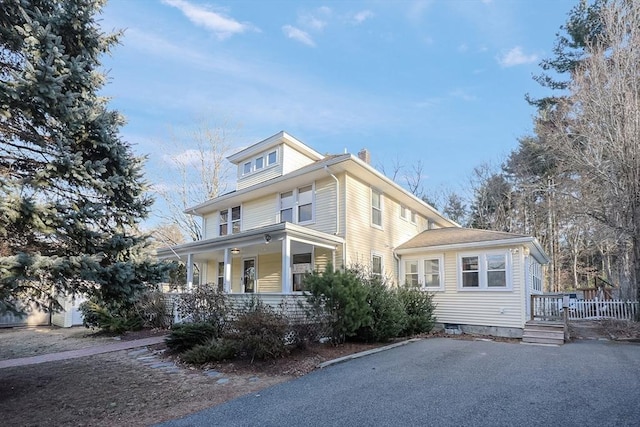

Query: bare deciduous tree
155,119,239,241
543,0,640,299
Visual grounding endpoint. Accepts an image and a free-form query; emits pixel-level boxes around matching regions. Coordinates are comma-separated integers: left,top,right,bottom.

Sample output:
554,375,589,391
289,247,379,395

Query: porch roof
156,222,344,260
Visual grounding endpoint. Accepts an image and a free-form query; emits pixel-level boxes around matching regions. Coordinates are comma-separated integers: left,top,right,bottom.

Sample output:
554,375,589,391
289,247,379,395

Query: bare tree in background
542,0,640,299
155,119,239,241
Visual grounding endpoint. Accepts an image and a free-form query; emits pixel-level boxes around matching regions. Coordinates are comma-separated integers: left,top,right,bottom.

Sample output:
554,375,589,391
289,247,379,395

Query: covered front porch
157,222,344,294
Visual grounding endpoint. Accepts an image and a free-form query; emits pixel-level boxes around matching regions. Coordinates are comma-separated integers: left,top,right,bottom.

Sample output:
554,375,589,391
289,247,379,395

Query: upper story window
411,211,417,224
280,184,314,224
400,205,407,220
267,150,277,165
242,149,278,176
219,206,241,236
371,188,382,228
459,251,510,290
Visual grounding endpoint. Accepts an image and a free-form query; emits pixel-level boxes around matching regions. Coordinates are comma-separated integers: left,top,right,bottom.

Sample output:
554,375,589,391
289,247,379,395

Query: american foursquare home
157,132,549,338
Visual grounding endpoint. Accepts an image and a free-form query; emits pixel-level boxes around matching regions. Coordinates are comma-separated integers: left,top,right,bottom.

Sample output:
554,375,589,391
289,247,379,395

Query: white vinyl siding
243,194,278,230
282,144,317,175
237,146,283,190
427,247,525,329
258,253,281,293
344,174,426,281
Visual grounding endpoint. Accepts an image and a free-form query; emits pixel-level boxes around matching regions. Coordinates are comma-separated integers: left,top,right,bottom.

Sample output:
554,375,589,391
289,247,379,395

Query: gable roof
397,227,549,263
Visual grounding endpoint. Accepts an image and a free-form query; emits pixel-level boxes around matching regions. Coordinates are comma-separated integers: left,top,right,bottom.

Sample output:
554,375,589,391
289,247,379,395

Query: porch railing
570,300,638,321
531,294,639,322
163,293,312,325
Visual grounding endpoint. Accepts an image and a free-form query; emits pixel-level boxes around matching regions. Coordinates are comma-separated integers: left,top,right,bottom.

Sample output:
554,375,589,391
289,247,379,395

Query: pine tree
0,0,168,314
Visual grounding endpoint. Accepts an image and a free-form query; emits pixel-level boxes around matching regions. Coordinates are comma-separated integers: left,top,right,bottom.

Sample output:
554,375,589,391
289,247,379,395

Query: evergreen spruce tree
0,0,168,314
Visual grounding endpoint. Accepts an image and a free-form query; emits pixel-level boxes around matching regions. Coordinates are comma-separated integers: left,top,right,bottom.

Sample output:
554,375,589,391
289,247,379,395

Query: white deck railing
569,300,638,321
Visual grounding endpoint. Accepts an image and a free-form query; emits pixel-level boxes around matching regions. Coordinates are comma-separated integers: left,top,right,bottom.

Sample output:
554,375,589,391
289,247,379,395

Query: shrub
303,264,372,343
175,283,229,336
135,290,172,329
355,277,407,342
80,299,144,334
231,297,289,362
398,285,436,336
180,338,237,365
165,322,220,353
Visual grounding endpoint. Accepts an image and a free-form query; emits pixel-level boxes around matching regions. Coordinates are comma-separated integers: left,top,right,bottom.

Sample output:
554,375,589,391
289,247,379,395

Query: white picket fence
568,300,639,321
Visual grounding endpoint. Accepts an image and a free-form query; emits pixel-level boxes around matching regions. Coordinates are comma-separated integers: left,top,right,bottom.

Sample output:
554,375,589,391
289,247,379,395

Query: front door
243,258,256,293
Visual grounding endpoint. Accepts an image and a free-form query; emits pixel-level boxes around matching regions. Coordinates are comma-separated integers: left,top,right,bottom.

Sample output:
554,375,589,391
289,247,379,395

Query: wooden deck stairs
522,320,566,345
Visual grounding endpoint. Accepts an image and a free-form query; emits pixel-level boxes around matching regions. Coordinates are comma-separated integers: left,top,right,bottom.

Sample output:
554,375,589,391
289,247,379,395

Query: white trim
398,254,444,291
371,250,384,277
456,250,513,291
227,131,323,164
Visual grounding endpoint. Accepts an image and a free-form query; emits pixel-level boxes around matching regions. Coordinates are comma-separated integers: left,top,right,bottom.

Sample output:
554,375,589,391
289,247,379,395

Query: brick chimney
357,148,370,164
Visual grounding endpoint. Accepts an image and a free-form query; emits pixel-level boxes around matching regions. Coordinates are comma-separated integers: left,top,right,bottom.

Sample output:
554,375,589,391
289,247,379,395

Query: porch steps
522,320,566,345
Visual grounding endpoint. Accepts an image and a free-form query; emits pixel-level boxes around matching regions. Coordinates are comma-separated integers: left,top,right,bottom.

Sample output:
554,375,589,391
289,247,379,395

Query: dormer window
243,162,252,175
267,150,277,165
255,156,264,170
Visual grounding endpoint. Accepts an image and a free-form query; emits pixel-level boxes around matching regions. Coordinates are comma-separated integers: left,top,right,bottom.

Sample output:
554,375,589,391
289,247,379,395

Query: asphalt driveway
159,338,640,427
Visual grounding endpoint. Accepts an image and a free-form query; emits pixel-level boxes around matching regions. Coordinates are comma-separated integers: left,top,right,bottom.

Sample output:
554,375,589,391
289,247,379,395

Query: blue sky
98,0,576,224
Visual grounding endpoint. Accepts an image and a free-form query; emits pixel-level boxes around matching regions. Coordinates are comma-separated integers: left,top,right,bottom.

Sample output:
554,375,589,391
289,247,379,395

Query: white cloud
352,10,374,24
282,25,316,47
449,89,477,102
497,46,538,67
162,0,257,39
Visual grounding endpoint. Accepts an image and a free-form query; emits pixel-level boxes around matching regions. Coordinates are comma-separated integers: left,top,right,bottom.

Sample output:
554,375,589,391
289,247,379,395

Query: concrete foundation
434,323,523,339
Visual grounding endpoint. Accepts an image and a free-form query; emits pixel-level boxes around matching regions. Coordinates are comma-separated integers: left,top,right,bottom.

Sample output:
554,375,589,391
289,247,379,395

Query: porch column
224,248,232,293
186,253,194,291
282,236,292,293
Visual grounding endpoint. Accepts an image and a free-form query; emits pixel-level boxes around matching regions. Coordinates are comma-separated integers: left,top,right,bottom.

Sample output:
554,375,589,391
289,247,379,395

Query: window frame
400,255,445,291
218,205,242,236
457,251,512,291
278,183,315,225
404,259,420,287
371,188,383,229
267,150,277,166
217,261,225,292
371,252,383,277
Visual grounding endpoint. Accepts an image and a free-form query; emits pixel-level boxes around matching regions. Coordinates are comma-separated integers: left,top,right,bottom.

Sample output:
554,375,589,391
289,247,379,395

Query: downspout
324,165,340,235
393,248,400,287
325,165,345,269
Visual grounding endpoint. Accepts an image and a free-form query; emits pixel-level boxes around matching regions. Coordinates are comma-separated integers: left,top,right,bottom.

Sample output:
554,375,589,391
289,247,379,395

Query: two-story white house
158,131,549,337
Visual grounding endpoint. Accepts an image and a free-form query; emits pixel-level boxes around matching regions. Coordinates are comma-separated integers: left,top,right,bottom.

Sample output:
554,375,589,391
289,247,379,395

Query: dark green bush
180,338,237,364
165,322,220,353
303,264,372,344
231,297,289,362
398,285,436,336
80,299,144,334
355,278,407,342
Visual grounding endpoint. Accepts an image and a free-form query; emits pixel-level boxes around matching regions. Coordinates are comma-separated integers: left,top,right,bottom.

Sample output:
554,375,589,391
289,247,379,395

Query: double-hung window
298,185,313,223
371,189,382,228
459,252,510,290
372,254,383,277
423,258,441,288
404,260,419,286
279,184,314,224
219,206,241,236
219,210,229,236
403,256,444,289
